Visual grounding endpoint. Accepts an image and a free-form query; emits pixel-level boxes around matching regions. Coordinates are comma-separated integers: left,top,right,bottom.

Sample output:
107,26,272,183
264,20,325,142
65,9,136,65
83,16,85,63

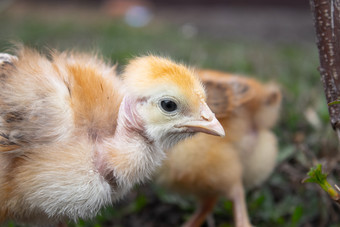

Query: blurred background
1,0,339,226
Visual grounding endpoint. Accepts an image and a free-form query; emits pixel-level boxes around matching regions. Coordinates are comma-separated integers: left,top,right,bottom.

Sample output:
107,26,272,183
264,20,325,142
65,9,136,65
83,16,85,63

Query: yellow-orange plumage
157,69,282,227
0,47,224,225
123,56,205,108
68,64,122,139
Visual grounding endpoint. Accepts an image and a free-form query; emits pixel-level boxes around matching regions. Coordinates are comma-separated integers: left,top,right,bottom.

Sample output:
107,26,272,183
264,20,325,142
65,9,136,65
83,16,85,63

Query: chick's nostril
201,114,210,121
201,109,213,121
200,101,215,121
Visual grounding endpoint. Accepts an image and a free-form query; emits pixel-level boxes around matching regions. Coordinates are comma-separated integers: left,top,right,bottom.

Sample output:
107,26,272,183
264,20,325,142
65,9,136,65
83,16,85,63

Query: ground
1,2,340,227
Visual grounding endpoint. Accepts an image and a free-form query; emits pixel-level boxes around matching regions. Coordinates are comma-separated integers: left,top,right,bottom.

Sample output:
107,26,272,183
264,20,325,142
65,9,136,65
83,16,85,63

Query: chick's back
0,47,122,151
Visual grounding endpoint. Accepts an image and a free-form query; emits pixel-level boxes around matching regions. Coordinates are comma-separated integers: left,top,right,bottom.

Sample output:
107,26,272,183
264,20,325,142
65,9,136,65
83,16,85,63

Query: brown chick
156,69,282,227
0,48,224,226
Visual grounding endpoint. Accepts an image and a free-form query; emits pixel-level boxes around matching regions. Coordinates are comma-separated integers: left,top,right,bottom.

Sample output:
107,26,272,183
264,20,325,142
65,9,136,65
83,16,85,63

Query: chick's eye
160,100,178,112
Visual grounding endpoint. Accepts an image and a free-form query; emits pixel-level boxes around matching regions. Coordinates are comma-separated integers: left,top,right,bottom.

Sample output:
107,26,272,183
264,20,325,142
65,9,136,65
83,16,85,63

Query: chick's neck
94,96,164,196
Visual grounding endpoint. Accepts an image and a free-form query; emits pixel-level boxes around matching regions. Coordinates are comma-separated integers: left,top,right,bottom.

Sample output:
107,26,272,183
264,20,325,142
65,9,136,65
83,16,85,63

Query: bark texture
310,0,340,133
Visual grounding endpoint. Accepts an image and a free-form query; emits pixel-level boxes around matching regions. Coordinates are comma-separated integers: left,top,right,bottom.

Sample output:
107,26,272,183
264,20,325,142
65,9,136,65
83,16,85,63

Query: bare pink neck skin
93,96,164,194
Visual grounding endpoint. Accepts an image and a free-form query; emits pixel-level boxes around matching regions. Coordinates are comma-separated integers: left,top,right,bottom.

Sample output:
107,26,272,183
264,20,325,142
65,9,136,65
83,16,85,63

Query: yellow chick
0,48,224,226
156,69,281,227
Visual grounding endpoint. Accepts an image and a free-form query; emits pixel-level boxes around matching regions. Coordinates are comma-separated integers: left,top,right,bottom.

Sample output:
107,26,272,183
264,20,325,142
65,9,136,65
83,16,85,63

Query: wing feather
0,49,74,153
0,132,20,152
198,69,255,118
0,47,122,153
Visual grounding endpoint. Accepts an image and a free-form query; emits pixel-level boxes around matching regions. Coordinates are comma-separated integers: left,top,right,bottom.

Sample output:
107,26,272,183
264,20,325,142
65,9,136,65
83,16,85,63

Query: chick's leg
230,184,252,227
183,196,217,227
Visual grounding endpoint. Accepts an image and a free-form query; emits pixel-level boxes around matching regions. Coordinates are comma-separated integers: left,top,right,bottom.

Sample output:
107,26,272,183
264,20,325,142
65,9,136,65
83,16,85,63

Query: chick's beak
177,102,225,137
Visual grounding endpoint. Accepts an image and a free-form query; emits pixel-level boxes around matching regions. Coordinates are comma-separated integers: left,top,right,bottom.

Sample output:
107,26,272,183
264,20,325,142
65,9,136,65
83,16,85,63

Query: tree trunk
310,0,340,139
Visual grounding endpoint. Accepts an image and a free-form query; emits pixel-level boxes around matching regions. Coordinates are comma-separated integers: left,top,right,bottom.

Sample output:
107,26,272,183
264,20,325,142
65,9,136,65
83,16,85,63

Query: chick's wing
198,69,255,118
0,50,74,153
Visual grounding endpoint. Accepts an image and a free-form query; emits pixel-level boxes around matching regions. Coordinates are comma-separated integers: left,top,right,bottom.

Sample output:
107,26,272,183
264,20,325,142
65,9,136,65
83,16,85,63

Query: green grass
1,5,339,227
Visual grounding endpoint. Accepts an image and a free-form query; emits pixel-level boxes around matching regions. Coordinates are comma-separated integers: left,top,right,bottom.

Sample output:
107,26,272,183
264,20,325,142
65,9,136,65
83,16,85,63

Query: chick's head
121,55,224,150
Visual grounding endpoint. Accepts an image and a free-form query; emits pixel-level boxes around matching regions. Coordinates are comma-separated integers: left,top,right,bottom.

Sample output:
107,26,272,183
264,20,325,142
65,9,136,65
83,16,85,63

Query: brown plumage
0,48,224,226
156,69,282,227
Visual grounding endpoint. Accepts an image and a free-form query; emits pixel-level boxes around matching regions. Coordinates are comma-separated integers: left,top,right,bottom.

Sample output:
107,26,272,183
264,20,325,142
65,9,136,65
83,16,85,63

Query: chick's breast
157,133,242,197
240,130,278,189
